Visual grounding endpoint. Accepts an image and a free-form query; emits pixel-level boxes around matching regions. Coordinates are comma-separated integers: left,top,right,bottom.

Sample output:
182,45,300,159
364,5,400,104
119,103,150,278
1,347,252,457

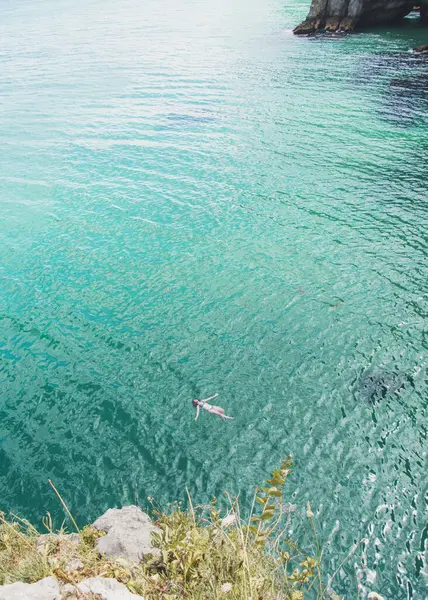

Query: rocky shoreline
294,0,425,34
0,506,160,600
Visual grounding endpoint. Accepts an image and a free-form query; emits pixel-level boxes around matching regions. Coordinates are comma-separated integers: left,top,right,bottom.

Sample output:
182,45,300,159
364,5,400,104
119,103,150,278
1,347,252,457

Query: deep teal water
0,0,427,596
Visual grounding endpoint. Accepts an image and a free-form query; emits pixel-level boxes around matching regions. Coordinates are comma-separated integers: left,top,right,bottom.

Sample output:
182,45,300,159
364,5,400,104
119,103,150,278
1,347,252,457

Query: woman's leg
210,407,224,417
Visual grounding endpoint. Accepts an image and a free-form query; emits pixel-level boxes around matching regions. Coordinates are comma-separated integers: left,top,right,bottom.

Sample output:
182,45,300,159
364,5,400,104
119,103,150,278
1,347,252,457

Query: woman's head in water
192,399,199,407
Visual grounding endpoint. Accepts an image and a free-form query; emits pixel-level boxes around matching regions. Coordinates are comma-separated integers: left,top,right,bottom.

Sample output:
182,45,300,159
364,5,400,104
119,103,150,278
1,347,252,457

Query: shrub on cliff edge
0,459,359,599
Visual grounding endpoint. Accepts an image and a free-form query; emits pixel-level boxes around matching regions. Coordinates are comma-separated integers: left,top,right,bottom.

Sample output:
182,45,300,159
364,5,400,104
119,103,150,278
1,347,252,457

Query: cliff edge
294,0,420,34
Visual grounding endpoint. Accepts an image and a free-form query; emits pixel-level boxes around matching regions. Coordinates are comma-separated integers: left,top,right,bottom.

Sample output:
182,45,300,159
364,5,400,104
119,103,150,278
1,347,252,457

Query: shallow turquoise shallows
0,0,427,596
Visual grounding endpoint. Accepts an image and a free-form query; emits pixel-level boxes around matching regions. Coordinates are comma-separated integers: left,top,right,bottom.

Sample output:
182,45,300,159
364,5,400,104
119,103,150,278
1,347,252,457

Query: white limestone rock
77,577,144,599
0,577,60,600
92,506,160,562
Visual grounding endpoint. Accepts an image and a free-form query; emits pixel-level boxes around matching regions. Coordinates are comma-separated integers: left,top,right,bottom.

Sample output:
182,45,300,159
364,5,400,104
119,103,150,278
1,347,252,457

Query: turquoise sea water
0,0,427,596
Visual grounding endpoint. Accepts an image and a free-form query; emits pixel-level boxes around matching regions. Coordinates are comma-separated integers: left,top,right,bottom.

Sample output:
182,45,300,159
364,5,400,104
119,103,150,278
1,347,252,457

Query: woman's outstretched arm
200,393,219,404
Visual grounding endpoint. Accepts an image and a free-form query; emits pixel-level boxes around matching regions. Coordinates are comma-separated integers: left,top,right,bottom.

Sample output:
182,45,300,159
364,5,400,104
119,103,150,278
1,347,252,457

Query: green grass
0,460,357,599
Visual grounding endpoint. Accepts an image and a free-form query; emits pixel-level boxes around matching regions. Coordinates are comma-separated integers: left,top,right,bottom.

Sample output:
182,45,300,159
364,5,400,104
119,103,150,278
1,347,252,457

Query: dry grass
0,519,49,585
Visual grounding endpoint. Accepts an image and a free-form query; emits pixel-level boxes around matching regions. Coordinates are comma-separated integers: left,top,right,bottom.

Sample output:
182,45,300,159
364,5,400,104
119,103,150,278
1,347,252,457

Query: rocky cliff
0,506,159,600
294,0,417,34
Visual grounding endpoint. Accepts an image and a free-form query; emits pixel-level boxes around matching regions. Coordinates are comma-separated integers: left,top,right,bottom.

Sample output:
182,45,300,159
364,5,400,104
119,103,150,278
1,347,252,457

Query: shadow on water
300,17,428,128
382,55,428,127
356,41,428,126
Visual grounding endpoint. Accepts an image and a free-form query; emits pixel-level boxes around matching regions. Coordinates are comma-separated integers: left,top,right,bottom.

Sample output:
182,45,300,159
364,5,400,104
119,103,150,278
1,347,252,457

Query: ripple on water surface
0,0,427,598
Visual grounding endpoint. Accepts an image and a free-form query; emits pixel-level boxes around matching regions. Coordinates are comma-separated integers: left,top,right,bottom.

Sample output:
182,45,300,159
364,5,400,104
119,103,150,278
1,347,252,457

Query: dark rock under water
357,369,409,404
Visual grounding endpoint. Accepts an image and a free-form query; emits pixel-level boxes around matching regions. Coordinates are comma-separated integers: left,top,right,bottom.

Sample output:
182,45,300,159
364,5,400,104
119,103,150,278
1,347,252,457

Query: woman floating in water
192,394,234,421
